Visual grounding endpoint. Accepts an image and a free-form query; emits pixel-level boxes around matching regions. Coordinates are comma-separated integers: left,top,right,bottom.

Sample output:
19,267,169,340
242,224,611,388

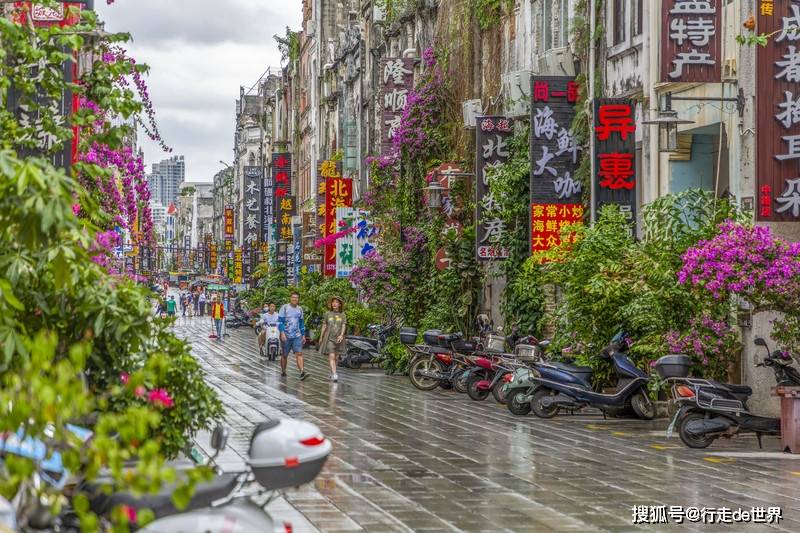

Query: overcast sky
96,0,301,183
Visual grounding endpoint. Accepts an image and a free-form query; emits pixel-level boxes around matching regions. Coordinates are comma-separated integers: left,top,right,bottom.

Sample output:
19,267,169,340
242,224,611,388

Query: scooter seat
709,381,753,396
427,346,452,355
549,361,592,374
87,472,240,520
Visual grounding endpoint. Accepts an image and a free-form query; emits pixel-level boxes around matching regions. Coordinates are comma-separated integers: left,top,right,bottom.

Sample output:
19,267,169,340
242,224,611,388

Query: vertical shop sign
324,177,353,276
243,166,261,247
593,98,637,233
756,2,800,220
475,116,513,260
661,0,722,82
380,58,414,155
210,243,217,271
224,206,234,242
336,208,379,278
269,153,290,241
530,76,583,254
234,248,243,284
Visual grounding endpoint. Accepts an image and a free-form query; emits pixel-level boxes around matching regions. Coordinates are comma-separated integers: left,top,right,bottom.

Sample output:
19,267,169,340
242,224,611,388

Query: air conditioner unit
501,70,532,118
537,47,576,77
462,99,483,128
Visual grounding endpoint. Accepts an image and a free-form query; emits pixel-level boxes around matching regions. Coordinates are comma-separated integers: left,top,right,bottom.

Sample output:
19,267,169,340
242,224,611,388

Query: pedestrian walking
193,289,200,316
187,291,194,317
278,292,307,380
210,296,225,340
166,295,177,317
198,290,207,316
180,291,187,317
318,296,346,382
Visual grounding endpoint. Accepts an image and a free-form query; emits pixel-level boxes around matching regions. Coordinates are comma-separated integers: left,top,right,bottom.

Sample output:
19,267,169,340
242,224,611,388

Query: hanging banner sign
292,224,302,285
593,98,637,233
210,243,217,271
243,166,262,247
233,248,243,284
530,76,583,254
302,212,320,267
756,3,800,221
380,58,414,155
661,0,722,82
475,116,513,260
224,206,234,240
324,176,353,276
335,208,379,278
268,153,290,241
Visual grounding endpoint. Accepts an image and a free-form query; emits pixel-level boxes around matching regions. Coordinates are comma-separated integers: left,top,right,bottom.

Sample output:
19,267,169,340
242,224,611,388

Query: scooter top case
248,419,332,491
139,497,274,533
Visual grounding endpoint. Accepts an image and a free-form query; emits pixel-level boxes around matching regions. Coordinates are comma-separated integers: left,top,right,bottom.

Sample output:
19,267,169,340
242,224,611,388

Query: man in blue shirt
278,292,307,379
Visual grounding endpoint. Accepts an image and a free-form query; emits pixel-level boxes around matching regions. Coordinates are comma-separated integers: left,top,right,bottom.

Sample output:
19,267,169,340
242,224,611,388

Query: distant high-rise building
147,155,185,207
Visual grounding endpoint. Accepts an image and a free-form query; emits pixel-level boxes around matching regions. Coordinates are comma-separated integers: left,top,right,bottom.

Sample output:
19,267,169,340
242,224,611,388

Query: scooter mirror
754,337,768,348
210,424,229,452
497,325,504,333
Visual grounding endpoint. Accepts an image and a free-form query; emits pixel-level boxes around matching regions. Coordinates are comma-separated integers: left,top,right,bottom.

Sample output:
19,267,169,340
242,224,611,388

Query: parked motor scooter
263,324,280,361
342,323,395,369
523,331,655,420
1,418,331,532
404,330,479,392
663,336,800,449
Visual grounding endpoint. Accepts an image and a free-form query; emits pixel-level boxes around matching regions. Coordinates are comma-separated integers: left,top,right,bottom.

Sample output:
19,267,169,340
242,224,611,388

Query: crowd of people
155,284,349,383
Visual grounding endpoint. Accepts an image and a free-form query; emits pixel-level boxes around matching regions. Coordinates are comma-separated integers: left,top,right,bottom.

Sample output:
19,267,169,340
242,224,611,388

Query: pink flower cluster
121,373,174,408
665,314,739,379
349,251,391,303
678,221,800,302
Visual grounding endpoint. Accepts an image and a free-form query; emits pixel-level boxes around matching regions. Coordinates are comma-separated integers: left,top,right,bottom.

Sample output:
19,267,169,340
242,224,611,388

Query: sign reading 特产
475,116,513,260
661,0,722,83
530,76,583,254
593,98,637,233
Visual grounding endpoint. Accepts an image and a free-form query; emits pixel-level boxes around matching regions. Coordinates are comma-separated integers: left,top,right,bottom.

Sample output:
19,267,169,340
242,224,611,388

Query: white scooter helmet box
248,419,331,491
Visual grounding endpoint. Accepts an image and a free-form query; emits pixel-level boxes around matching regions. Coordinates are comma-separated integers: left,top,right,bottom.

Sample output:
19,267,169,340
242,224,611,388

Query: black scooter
666,337,800,449
342,324,395,369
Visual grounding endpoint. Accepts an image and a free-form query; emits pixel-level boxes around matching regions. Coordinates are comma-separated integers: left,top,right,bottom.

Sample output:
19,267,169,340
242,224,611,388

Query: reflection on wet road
177,318,800,532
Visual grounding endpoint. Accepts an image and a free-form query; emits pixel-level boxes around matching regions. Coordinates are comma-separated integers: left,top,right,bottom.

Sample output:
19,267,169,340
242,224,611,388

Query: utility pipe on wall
589,0,597,223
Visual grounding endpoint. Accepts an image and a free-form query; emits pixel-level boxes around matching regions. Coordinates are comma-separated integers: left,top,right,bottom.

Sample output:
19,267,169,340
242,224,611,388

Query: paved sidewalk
176,316,800,532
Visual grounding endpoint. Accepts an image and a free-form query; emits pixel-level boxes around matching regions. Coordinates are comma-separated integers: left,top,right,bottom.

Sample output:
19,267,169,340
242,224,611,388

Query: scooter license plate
665,409,682,439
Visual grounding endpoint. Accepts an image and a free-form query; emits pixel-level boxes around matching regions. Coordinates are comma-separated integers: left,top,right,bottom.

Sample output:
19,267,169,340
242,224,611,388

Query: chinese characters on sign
210,243,217,272
335,208,380,278
530,204,584,253
224,206,234,242
269,153,291,241
302,212,320,269
277,195,296,285
661,0,721,82
324,175,353,276
475,116,513,260
243,166,262,248
594,98,637,233
234,248,243,284
756,3,800,220
530,76,583,254
380,58,414,155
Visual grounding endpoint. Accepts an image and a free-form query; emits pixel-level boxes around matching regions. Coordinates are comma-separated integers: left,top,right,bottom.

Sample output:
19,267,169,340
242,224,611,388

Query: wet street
176,318,800,532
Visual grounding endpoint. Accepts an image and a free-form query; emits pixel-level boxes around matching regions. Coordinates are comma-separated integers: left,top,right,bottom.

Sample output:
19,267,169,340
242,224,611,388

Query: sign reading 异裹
593,98,637,234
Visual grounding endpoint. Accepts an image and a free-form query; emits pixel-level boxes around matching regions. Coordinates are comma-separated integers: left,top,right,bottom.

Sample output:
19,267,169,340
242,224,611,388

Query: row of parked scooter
400,326,800,449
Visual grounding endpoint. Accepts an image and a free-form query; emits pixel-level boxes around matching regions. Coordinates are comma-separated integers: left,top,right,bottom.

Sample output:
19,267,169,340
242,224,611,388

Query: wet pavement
175,317,800,532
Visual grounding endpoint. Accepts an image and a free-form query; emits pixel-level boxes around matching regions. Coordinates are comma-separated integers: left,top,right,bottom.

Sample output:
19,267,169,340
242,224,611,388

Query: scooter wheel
531,388,560,418
492,373,511,404
454,370,469,394
409,358,443,391
466,374,491,401
348,359,363,370
631,390,656,420
507,389,532,416
678,411,714,449
440,380,454,390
